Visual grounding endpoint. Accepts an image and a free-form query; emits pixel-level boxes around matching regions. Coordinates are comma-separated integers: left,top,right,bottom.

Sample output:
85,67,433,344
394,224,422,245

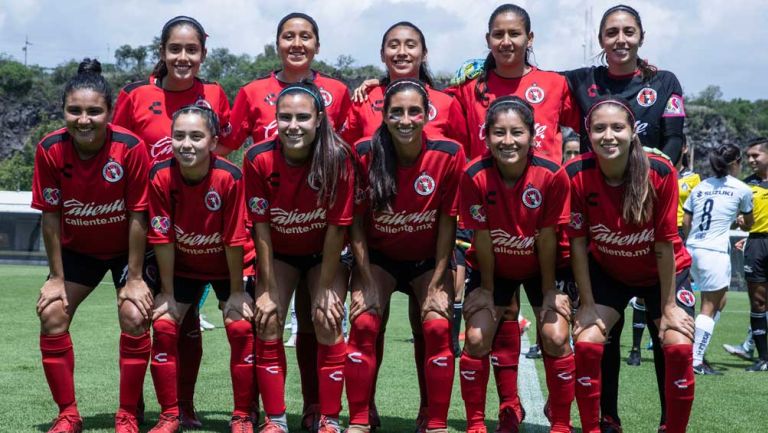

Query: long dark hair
368,79,430,212
152,16,207,81
709,143,741,178
379,21,435,87
598,5,657,81
63,58,113,111
276,12,320,44
474,4,532,106
586,97,654,225
276,80,351,206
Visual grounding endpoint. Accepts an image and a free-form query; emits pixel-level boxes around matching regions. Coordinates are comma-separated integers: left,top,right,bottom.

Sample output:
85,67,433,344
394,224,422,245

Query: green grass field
1,265,766,432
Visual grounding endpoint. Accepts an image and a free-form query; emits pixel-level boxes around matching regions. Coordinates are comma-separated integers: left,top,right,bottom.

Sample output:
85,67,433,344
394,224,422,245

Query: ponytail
623,137,655,225
709,143,741,178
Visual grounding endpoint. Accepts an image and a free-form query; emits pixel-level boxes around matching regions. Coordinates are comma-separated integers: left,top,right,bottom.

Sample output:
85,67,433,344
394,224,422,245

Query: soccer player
344,79,463,433
458,96,574,433
243,81,355,433
681,143,753,375
111,16,233,426
146,105,255,433
562,129,581,162
32,59,153,433
735,137,768,371
566,98,695,433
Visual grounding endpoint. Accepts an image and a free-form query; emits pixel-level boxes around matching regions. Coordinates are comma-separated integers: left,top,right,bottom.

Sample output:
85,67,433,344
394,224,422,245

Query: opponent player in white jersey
683,143,753,375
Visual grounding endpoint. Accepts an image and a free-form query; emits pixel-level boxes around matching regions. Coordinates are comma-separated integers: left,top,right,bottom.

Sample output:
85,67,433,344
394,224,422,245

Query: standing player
458,96,574,433
32,59,153,433
244,81,355,433
111,16,232,427
146,105,256,433
681,143,753,375
566,98,694,433
345,79,463,433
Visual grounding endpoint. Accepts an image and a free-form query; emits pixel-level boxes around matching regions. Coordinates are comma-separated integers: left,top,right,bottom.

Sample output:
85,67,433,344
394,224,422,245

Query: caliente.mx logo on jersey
414,172,435,196
102,160,124,183
205,189,222,211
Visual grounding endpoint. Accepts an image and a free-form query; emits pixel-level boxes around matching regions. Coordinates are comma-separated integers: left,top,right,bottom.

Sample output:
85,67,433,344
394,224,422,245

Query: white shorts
688,247,731,292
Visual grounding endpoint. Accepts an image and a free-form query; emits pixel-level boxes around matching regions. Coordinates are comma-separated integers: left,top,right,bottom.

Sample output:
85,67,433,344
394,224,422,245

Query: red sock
368,328,386,409
346,312,381,425
119,331,151,416
574,342,603,433
255,338,286,416
177,309,202,404
663,344,694,433
459,351,489,430
151,320,179,416
40,332,78,417
296,332,318,409
543,352,575,432
226,321,255,417
423,318,454,429
318,340,346,418
492,321,521,413
413,331,428,409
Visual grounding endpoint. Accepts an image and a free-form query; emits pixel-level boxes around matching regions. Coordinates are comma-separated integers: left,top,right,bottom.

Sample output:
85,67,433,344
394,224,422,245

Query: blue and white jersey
684,175,752,253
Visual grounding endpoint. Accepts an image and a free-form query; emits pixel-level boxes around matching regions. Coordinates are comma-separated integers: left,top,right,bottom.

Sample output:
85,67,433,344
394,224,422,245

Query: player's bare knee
575,325,605,344
541,328,570,356
463,327,490,357
662,328,692,345
39,302,71,334
118,302,148,335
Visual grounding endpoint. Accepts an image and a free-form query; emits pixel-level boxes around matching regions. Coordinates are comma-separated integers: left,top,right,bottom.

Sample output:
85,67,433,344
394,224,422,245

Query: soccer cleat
317,416,341,433
285,334,297,347
179,401,203,428
525,344,541,359
657,425,666,433
745,359,768,372
199,314,215,331
414,407,428,433
250,400,261,426
370,404,382,430
46,414,83,433
301,404,319,431
230,415,255,433
723,343,754,361
626,349,641,366
542,400,574,432
495,406,525,433
599,415,623,433
693,362,723,375
467,428,488,433
259,417,288,433
148,413,180,433
518,316,530,335
115,411,139,433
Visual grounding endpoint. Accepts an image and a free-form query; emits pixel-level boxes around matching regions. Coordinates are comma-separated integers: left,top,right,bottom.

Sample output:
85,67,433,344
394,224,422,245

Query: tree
0,58,34,96
114,44,151,76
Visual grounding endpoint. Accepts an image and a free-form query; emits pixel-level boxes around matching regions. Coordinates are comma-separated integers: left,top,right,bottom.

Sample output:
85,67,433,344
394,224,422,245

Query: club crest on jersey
102,160,124,183
264,92,277,106
372,99,384,112
320,88,333,107
43,188,61,206
428,102,438,121
570,212,584,230
676,289,696,308
414,172,435,196
522,183,542,209
194,97,212,109
151,216,171,235
249,196,268,215
205,189,222,211
525,84,545,104
469,204,486,223
636,87,658,107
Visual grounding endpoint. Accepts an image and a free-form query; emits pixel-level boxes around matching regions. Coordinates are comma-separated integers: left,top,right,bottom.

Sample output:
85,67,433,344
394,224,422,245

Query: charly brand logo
347,352,363,364
43,188,61,206
205,189,222,211
414,172,435,196
151,216,171,235
522,183,542,209
249,196,268,215
525,83,545,104
102,160,124,183
590,224,654,246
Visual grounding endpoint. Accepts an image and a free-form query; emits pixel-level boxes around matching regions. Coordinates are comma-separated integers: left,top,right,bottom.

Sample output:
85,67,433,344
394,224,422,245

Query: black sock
600,313,623,423
647,319,666,425
631,303,646,350
750,310,768,360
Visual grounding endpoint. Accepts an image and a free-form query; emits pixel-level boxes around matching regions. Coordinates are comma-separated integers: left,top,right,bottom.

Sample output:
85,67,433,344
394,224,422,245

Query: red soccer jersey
227,71,351,150
448,67,580,161
565,152,691,286
112,76,233,162
242,138,355,256
147,155,249,280
341,84,468,147
460,152,569,280
356,136,465,261
31,125,149,259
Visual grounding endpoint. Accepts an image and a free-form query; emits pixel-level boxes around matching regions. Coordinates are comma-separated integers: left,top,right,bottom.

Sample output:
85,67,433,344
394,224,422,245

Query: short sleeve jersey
744,174,768,234
242,139,355,256
565,152,691,286
563,67,685,155
449,67,580,161
227,71,351,150
341,84,468,148
460,152,570,280
677,169,701,227
112,76,232,162
684,175,752,253
31,125,149,259
356,136,464,261
147,156,249,280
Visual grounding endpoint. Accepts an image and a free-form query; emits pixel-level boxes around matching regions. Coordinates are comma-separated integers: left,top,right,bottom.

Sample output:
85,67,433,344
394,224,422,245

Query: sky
1,0,766,100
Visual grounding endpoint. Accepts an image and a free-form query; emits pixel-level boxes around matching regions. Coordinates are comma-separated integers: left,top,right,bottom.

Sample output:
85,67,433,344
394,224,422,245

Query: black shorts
59,248,159,291
464,266,543,307
556,266,580,308
454,228,473,268
589,258,695,320
173,275,256,304
744,234,768,283
274,248,352,277
368,249,455,294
